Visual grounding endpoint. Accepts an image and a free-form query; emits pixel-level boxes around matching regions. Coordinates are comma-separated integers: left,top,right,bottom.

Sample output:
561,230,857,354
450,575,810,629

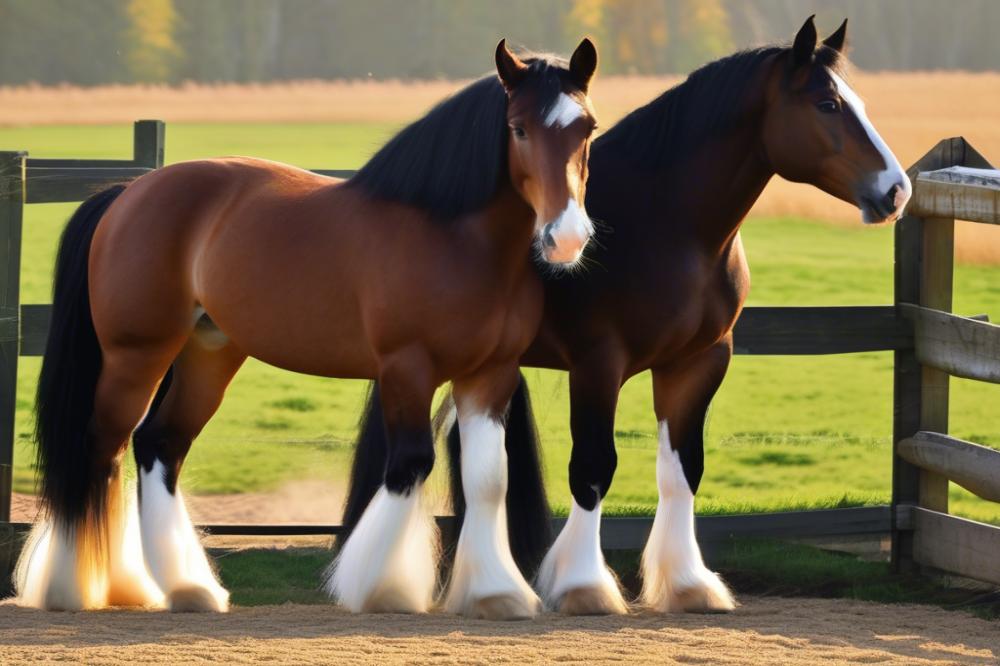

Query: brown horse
15,39,599,619
346,17,912,615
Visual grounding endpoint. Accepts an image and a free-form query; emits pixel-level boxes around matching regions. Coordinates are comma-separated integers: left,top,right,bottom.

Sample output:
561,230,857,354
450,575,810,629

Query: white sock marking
536,498,622,609
139,460,229,611
544,92,584,128
829,69,911,215
641,420,733,611
444,410,539,615
326,484,438,613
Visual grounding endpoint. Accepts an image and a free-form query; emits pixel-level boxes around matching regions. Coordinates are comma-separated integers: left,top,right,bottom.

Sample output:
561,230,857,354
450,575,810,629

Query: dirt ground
0,596,996,665
11,480,352,526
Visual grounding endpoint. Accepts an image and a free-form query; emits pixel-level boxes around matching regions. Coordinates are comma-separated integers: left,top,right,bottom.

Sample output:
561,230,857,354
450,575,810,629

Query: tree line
0,0,996,86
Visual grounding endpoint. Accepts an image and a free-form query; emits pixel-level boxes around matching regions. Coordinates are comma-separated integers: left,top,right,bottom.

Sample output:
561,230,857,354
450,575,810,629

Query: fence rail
2,124,1000,591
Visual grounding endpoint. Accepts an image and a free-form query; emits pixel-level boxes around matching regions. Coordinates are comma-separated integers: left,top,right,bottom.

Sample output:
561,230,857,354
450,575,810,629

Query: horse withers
16,38,599,620
346,16,912,616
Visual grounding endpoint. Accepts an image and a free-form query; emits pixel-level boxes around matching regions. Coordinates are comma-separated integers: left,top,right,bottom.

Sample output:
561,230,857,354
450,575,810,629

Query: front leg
443,364,541,620
641,340,735,613
536,358,628,615
325,351,439,613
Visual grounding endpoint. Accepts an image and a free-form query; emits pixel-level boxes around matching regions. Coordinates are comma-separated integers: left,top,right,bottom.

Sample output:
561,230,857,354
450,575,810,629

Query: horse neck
596,64,777,261
463,183,537,273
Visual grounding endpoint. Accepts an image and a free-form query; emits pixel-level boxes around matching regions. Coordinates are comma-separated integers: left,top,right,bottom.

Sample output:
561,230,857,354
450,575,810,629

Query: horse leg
443,364,541,620
536,358,628,615
326,351,438,613
18,345,175,610
641,340,735,613
132,338,246,612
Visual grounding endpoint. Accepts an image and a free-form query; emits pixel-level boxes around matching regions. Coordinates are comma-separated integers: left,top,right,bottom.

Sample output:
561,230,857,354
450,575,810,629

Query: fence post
0,152,25,529
892,140,970,571
133,120,165,169
0,152,26,588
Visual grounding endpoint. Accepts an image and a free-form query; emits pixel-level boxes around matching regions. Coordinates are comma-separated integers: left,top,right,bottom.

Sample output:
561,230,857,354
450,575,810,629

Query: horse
15,38,600,620
343,17,912,615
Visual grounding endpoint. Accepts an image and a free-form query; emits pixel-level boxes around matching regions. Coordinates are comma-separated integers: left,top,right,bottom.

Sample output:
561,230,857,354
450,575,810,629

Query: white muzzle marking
542,198,593,265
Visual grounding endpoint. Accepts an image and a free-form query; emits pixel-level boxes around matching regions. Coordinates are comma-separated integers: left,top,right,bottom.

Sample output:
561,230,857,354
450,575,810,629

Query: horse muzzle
539,200,593,266
857,177,912,224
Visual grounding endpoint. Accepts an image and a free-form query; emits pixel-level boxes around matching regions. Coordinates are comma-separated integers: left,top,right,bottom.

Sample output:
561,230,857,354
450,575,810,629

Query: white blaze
828,69,911,213
544,92,584,128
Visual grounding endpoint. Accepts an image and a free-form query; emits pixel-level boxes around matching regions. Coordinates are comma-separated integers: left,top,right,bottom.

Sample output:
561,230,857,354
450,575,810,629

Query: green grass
4,122,1000,524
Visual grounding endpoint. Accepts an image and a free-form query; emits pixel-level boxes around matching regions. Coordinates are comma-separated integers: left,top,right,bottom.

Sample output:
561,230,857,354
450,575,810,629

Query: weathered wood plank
732,306,909,355
8,507,891,553
25,167,153,204
910,507,1000,586
18,303,912,359
900,304,1000,384
898,431,1000,503
908,167,1000,225
26,158,140,169
20,304,49,356
0,152,25,523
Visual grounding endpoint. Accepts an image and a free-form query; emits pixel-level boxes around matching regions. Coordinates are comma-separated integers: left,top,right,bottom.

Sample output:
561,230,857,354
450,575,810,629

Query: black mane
597,45,844,171
349,55,569,221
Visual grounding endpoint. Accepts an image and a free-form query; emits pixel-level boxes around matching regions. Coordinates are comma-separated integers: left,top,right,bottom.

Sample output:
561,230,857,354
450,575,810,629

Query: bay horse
15,38,599,619
344,17,912,615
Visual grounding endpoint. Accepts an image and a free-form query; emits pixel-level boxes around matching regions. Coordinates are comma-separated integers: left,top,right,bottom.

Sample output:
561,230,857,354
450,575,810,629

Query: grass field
3,119,1000,525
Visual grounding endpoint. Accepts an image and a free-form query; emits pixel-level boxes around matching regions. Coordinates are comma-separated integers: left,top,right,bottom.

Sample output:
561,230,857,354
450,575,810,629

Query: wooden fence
1,123,999,588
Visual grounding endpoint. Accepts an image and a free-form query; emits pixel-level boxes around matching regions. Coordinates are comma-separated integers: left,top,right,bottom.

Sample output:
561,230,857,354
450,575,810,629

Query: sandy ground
0,596,995,665
11,480,350,526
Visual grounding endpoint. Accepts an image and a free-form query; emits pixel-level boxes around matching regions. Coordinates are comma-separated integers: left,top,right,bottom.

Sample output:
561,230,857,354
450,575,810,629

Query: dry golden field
3,71,1000,260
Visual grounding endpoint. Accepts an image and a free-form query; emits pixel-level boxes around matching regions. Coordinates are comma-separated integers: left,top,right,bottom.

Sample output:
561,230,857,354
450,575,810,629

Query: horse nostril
886,183,903,210
543,226,557,249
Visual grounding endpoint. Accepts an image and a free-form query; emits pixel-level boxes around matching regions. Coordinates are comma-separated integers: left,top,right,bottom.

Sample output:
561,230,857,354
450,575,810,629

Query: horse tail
442,372,553,577
15,185,125,606
337,382,388,549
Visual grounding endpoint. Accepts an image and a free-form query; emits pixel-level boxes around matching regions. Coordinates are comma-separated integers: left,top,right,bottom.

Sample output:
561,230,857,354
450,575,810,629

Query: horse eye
817,99,840,114
511,126,527,139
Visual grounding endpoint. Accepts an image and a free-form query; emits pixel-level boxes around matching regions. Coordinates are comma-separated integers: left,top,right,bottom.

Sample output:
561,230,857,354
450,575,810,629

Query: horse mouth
859,195,902,225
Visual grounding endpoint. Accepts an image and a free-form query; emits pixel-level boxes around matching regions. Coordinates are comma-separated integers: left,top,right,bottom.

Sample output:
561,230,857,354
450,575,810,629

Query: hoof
167,585,229,613
671,580,736,613
360,587,429,614
560,585,629,616
467,593,540,620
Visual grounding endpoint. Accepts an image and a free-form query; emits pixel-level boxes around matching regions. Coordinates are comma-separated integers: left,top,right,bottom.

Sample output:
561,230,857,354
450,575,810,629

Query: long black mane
349,55,568,221
597,45,843,172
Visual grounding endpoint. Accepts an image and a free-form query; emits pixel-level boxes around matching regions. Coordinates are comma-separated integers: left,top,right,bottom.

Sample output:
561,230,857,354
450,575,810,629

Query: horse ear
792,15,817,67
823,18,848,53
495,39,528,92
569,37,598,92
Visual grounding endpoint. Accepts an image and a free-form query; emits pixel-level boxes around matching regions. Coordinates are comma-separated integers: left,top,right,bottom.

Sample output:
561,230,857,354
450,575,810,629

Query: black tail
35,185,126,527
446,372,553,577
337,382,388,549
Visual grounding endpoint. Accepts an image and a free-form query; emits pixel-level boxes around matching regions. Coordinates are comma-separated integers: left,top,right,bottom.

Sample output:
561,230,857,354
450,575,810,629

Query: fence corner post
133,120,165,169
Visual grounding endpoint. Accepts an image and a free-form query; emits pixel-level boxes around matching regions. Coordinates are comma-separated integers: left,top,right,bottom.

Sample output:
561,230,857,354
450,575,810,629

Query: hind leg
443,364,540,620
641,340,735,613
17,345,175,610
133,338,246,612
